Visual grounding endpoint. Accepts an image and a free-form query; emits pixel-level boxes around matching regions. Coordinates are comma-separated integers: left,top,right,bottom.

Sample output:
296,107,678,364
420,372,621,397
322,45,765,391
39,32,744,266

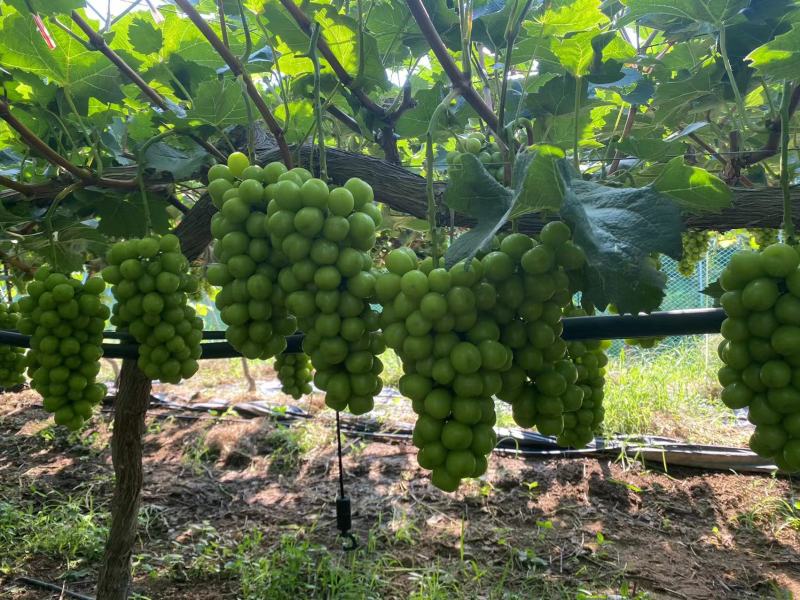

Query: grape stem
426,91,460,265
780,80,794,242
308,23,328,181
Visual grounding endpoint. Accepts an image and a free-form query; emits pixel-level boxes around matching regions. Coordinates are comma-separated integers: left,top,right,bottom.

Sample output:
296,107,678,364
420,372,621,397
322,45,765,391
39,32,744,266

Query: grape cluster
262,166,384,415
380,249,502,492
16,269,109,430
678,230,711,277
492,224,588,439
750,228,779,250
717,243,800,472
102,234,202,384
559,305,608,448
275,353,313,399
0,304,25,388
446,132,505,182
206,153,297,360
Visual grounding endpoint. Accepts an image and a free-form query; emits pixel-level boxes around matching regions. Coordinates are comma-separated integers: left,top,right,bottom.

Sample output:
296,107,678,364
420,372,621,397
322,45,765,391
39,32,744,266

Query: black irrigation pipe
0,308,725,360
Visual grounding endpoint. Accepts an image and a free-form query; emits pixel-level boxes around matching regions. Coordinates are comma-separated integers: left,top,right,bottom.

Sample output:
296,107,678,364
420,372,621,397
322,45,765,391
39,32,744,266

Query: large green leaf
128,18,163,55
143,143,212,181
551,29,598,77
0,14,123,106
5,0,84,16
620,0,749,26
616,135,682,162
537,0,609,36
95,193,171,237
560,179,683,314
747,24,800,80
444,154,513,267
187,79,249,127
651,157,732,213
652,64,724,122
509,145,568,218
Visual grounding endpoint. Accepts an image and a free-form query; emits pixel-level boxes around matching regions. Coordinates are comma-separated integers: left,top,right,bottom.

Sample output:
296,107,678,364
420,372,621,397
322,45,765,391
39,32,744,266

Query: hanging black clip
336,495,358,551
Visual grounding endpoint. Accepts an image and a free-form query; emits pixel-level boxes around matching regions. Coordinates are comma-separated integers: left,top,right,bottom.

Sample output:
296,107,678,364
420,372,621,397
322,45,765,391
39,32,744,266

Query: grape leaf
95,193,171,237
651,157,732,213
552,29,598,77
187,79,249,127
560,179,683,314
5,0,84,16
143,143,211,181
747,24,800,80
444,154,512,268
128,18,163,55
620,0,749,26
509,145,568,218
616,136,682,162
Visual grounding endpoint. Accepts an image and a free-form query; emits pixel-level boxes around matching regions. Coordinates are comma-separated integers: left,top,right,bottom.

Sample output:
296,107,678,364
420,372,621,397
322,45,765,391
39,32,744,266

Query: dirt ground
1,376,799,600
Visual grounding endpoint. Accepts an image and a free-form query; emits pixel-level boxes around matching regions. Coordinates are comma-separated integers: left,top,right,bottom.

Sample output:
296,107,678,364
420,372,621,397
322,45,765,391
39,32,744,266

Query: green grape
16,269,109,430
717,242,800,472
678,230,711,277
103,235,202,384
0,303,26,388
750,228,779,250
276,352,314,399
263,166,384,416
558,305,608,448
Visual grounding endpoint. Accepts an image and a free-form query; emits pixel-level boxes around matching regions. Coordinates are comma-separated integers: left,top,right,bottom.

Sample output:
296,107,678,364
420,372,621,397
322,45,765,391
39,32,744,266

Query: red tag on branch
32,13,56,50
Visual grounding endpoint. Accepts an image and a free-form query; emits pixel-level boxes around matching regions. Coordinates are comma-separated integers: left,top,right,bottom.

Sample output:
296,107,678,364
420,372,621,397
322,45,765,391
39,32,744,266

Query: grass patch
0,491,108,575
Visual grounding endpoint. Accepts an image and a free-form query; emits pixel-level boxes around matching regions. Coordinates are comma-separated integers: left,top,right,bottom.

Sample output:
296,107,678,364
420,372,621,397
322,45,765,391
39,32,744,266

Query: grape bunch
717,243,800,472
16,269,109,430
102,234,202,384
0,303,25,388
750,228,779,250
275,353,313,399
491,224,588,440
262,167,384,415
446,132,505,182
206,153,298,360
379,249,503,492
678,230,711,277
559,306,608,448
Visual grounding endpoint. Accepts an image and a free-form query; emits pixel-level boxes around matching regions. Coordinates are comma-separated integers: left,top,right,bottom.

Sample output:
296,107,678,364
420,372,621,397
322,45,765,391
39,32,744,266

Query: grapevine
717,243,800,472
16,269,110,430
276,353,314,400
0,304,25,389
102,234,203,384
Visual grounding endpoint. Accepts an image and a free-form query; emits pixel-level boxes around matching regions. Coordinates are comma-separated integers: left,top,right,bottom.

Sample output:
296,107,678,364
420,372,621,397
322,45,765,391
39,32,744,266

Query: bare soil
0,378,798,600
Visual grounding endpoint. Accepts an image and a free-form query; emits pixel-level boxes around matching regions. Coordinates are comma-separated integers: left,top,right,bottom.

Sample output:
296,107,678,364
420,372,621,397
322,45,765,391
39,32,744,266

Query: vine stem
572,76,582,170
173,0,293,168
309,24,328,181
718,24,747,134
426,91,460,265
780,81,794,242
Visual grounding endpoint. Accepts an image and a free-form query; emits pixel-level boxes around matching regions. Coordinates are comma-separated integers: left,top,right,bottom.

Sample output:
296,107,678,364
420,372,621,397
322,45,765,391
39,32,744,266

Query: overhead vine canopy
0,0,798,314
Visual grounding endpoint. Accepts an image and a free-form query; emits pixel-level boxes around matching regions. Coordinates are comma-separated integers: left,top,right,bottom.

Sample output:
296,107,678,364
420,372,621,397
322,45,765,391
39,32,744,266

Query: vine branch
173,0,293,167
405,0,499,135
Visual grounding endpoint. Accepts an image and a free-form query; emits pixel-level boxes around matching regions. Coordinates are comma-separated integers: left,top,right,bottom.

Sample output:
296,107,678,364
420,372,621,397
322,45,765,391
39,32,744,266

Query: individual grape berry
16,268,110,430
103,235,202,384
0,303,26,388
276,353,313,399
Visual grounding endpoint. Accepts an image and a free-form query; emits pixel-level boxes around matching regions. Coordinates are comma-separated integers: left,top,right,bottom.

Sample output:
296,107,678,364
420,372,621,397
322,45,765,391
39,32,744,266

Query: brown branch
0,250,34,275
0,174,37,195
608,104,638,175
688,132,728,168
277,0,386,118
735,84,800,168
166,194,190,215
386,82,417,125
405,0,499,135
326,105,361,134
0,99,93,182
173,0,293,167
70,11,226,164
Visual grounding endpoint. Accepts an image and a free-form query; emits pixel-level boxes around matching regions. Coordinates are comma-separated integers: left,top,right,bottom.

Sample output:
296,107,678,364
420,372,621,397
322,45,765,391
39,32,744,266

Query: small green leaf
187,79,249,127
128,18,163,55
702,280,724,302
510,145,568,218
747,24,800,80
560,179,683,314
651,157,732,213
444,154,512,268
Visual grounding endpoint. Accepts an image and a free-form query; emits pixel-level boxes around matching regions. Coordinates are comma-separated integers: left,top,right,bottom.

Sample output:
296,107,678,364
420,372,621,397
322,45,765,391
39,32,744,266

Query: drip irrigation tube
0,308,724,360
